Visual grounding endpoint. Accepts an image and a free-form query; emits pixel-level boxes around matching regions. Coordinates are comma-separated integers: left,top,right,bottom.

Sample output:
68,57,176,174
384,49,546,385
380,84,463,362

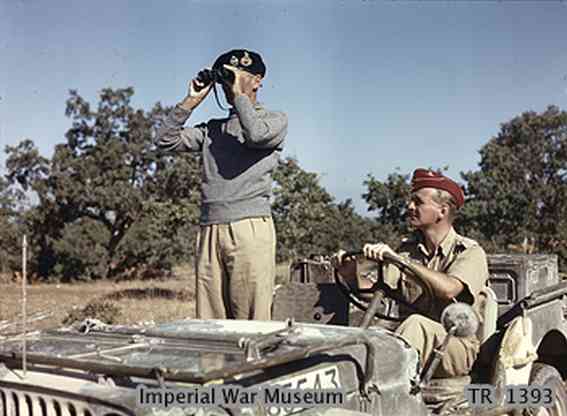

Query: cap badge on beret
213,49,266,77
240,51,253,67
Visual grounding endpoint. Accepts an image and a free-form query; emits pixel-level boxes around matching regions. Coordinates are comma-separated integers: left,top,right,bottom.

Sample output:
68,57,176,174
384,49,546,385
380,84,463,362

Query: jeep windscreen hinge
238,318,301,362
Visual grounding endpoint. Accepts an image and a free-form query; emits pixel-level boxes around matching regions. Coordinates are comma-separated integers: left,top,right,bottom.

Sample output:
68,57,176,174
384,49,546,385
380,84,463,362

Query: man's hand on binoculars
189,75,213,99
179,75,213,111
224,65,259,98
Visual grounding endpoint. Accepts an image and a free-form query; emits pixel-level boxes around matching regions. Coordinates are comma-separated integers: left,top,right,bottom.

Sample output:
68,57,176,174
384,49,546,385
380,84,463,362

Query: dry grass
0,262,292,335
0,264,196,335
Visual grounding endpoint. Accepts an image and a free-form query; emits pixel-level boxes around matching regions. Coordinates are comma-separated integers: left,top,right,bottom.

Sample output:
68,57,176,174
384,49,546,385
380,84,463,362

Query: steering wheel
333,251,435,326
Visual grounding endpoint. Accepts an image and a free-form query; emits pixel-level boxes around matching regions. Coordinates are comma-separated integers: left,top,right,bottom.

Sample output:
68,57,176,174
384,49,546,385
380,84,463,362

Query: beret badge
240,51,253,67
213,49,266,77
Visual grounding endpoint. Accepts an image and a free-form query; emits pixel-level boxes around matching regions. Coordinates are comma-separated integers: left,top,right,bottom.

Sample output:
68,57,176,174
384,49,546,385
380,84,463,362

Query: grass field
0,263,291,337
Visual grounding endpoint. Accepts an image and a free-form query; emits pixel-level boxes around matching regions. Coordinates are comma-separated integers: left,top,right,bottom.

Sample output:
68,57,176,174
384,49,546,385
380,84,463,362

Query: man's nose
407,200,415,210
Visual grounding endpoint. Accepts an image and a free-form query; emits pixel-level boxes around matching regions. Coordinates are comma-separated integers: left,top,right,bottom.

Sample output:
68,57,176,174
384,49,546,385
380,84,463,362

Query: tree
272,158,333,259
0,176,25,276
461,106,567,267
5,88,202,280
272,157,374,260
4,139,57,277
363,171,412,242
325,198,377,252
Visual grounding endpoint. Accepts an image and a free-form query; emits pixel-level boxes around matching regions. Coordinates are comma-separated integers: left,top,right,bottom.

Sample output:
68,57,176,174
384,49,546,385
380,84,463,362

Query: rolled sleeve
156,105,206,152
233,95,287,149
447,245,489,305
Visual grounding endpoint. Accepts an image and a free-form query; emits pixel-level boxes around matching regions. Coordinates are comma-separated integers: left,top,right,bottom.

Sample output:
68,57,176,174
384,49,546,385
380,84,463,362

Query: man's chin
408,217,419,226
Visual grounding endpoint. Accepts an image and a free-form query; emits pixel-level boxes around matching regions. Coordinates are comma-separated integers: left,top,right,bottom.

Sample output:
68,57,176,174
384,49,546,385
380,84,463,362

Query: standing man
334,169,489,377
157,49,287,320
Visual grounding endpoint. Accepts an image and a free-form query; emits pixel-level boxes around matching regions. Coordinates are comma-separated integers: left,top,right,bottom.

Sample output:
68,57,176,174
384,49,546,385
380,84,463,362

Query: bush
62,300,122,325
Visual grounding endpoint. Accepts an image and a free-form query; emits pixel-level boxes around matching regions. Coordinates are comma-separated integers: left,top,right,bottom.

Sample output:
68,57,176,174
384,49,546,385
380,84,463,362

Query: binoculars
197,67,235,86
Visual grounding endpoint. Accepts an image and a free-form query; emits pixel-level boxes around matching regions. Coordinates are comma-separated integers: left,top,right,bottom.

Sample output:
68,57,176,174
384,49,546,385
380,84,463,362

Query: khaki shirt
383,227,489,324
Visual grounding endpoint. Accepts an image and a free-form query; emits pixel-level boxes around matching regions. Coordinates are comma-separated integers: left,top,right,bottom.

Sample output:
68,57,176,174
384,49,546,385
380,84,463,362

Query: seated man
333,169,489,378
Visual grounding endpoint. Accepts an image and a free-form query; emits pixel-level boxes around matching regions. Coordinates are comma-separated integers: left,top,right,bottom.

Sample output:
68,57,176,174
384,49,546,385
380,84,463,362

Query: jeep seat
477,286,498,343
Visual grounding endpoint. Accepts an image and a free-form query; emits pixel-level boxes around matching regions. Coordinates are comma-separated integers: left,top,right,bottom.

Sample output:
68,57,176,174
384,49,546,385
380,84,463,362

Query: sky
1,0,567,214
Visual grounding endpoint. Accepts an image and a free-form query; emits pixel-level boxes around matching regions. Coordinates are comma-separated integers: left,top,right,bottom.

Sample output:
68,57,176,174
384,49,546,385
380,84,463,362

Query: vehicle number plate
265,366,342,416
273,366,341,390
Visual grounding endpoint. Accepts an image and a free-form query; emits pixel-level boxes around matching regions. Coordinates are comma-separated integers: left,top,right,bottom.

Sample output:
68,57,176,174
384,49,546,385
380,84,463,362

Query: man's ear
439,204,449,221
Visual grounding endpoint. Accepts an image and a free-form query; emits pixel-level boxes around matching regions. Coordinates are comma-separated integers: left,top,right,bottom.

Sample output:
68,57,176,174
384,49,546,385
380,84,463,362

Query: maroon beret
411,169,465,208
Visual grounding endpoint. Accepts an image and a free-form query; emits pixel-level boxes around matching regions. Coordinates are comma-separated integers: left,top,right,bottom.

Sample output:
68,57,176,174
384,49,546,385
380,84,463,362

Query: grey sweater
156,95,288,225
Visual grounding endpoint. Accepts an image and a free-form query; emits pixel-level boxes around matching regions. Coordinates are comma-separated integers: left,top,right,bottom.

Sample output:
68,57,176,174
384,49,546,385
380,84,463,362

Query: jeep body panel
0,320,428,416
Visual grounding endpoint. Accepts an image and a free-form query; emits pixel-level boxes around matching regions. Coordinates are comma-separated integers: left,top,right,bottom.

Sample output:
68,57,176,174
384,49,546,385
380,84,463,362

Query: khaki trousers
395,314,479,378
195,216,276,320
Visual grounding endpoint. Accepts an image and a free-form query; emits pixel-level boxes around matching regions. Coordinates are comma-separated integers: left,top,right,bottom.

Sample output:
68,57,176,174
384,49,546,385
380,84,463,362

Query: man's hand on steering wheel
331,244,436,321
363,242,402,263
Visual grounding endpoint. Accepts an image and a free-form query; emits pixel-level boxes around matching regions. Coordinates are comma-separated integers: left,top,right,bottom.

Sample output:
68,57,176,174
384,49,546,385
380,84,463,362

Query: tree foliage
4,88,201,280
3,95,566,279
462,106,567,266
0,176,25,275
272,157,374,260
363,171,412,242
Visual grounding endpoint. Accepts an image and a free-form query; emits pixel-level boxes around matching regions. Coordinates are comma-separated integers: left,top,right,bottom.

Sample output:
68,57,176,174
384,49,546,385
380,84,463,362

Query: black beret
212,49,266,77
